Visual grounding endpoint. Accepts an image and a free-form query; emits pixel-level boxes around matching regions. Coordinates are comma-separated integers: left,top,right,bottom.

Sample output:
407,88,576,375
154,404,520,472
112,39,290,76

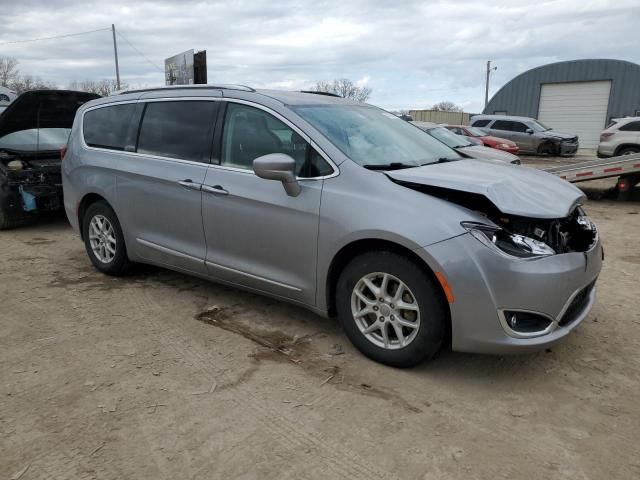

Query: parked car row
470,114,580,156
410,121,520,164
444,125,520,154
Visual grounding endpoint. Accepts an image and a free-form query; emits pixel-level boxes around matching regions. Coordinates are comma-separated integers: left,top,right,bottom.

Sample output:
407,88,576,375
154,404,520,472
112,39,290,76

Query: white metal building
484,59,640,150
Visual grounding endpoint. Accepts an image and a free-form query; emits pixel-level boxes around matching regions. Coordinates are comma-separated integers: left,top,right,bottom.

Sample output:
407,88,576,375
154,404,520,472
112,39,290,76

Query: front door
201,101,333,305
116,99,218,275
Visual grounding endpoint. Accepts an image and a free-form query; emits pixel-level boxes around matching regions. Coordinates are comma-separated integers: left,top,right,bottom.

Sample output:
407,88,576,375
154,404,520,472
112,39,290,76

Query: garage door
538,81,611,150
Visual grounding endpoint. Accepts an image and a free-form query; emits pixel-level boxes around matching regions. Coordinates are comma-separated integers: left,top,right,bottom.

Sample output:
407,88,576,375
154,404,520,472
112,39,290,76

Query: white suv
598,117,640,158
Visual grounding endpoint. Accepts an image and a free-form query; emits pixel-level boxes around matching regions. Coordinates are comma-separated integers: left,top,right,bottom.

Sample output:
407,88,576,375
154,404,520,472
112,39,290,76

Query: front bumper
559,142,579,156
597,144,615,158
0,178,63,218
424,232,602,354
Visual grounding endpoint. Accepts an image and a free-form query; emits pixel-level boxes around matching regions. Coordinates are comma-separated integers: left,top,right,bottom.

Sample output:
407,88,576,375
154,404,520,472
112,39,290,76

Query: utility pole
485,60,497,109
112,24,121,90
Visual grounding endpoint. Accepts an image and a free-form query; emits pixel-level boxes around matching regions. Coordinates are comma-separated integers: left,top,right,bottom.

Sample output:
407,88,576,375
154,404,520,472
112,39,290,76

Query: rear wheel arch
77,193,109,240
325,239,451,323
614,144,640,156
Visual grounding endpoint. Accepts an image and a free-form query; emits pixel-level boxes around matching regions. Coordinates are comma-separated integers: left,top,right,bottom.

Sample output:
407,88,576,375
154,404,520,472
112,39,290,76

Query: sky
1,0,639,112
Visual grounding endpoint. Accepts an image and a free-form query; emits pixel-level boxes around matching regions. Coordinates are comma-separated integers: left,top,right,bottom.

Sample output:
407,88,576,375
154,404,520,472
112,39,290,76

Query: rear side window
83,104,136,151
137,101,217,162
619,121,640,132
491,120,527,132
471,119,490,128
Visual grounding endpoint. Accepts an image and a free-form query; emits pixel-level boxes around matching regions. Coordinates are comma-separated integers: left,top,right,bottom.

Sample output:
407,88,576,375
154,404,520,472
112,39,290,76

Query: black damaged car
0,90,99,229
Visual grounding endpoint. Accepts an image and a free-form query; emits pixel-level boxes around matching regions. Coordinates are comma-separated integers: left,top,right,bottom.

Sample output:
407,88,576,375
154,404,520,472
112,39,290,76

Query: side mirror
253,153,301,197
525,128,534,134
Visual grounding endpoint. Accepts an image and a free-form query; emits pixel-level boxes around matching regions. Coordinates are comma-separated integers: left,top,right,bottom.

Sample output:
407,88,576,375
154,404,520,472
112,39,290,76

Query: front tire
336,251,446,368
82,201,131,276
537,141,556,156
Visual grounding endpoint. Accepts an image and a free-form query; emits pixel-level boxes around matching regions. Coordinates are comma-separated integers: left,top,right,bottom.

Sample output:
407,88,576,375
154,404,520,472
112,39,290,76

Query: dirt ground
2,160,640,480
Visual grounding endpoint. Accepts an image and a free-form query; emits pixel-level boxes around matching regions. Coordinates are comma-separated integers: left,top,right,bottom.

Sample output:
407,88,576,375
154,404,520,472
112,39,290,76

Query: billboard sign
165,49,194,85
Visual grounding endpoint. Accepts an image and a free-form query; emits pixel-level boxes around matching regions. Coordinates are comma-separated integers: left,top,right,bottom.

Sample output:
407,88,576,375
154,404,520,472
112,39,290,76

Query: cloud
1,0,639,111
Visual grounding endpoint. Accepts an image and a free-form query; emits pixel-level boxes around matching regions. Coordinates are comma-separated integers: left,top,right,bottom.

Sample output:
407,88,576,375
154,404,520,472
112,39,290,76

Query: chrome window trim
136,238,203,263
205,260,302,292
215,97,339,180
80,97,340,180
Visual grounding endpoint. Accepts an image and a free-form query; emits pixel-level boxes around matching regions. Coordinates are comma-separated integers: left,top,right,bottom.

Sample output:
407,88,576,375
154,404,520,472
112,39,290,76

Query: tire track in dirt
136,284,398,480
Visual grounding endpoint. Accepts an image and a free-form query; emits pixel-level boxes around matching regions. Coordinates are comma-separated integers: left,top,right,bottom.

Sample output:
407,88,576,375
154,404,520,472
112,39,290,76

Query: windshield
292,105,460,167
426,126,473,148
465,126,486,136
529,120,551,132
0,128,71,152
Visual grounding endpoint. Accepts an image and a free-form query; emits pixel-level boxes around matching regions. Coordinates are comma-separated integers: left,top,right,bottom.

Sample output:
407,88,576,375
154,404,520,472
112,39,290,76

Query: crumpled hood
386,159,585,219
0,90,100,141
542,130,576,140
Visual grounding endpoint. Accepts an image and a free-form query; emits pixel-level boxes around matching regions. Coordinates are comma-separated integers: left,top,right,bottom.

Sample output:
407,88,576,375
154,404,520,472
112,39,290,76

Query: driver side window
221,103,332,178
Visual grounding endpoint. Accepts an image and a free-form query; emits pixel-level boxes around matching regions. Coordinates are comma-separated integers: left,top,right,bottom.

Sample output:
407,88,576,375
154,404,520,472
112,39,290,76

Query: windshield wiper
363,162,418,171
435,157,462,163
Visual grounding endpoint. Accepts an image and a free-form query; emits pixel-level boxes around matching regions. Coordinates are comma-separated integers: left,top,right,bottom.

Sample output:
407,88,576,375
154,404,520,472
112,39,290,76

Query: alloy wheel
88,214,117,263
350,272,421,350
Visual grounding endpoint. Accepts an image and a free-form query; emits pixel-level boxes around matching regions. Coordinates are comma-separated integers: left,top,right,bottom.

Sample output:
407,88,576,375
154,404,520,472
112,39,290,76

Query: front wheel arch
325,239,451,333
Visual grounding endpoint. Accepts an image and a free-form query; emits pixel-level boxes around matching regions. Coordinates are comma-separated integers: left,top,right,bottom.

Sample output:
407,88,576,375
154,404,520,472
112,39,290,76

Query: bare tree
68,78,126,96
312,78,372,102
0,57,20,88
11,75,57,94
431,101,463,112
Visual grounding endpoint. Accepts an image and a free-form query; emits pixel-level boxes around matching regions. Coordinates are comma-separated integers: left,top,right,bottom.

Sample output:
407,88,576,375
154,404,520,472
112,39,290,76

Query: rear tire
617,146,640,156
82,201,131,276
336,251,446,368
0,208,22,230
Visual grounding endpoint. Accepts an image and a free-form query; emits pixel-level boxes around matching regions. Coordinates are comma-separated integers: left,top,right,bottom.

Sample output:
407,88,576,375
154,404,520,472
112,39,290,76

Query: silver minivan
63,85,602,367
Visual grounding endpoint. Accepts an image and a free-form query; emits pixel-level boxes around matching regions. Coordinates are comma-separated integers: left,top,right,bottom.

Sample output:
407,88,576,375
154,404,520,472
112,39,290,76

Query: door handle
178,179,201,191
202,185,229,196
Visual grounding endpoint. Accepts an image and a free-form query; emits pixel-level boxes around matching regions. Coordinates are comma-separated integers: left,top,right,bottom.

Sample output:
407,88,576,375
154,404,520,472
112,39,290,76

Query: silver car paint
387,159,585,219
472,114,579,155
63,87,601,354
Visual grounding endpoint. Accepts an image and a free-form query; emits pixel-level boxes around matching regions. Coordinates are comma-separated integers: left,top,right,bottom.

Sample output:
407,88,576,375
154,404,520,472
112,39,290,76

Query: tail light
60,146,68,160
600,132,614,141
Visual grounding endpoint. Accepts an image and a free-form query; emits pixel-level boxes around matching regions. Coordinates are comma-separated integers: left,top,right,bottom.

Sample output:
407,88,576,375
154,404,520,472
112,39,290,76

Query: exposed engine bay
397,182,598,255
0,150,63,214
491,206,597,254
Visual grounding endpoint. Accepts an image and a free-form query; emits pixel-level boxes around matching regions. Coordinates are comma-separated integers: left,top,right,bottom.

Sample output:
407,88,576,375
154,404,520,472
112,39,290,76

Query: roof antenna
36,99,41,155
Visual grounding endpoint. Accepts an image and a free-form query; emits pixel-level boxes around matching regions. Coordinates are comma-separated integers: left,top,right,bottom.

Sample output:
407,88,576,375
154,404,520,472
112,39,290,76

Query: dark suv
471,115,579,156
0,90,99,228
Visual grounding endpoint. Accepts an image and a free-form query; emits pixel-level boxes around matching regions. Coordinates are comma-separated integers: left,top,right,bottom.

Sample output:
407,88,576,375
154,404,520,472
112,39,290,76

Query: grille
558,282,595,327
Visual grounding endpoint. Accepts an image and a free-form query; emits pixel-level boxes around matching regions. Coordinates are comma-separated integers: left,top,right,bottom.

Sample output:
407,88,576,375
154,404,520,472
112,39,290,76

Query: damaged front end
0,151,64,223
0,89,100,228
385,159,598,258
401,181,597,258
461,207,597,259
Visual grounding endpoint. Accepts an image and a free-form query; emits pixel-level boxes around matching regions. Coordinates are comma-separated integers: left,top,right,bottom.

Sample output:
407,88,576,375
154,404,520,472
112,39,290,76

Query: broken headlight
461,221,555,259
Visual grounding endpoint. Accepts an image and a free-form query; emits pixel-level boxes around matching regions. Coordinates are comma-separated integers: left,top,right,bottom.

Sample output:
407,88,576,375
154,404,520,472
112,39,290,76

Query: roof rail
114,84,255,95
300,90,342,98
